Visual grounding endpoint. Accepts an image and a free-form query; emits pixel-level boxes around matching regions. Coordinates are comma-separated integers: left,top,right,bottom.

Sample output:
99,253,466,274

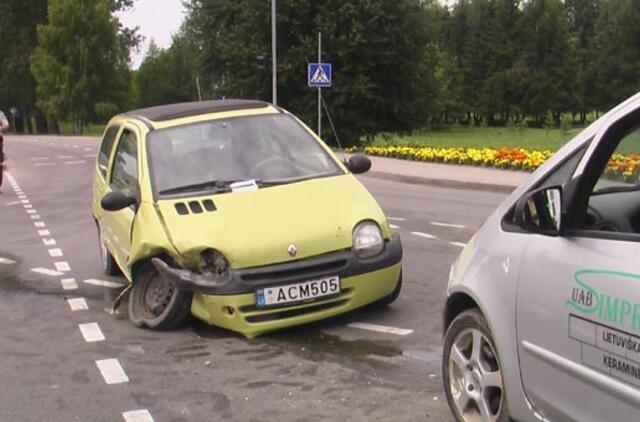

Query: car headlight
353,221,384,258
199,248,229,276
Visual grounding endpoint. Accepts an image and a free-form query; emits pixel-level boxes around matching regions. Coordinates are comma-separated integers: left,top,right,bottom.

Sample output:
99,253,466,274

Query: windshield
147,114,343,196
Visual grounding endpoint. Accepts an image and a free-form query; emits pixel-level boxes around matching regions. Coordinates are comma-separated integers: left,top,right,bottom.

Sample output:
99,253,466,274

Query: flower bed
349,145,640,182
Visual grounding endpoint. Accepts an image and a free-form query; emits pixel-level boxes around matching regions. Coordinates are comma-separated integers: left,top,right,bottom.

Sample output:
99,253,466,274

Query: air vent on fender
174,200,217,215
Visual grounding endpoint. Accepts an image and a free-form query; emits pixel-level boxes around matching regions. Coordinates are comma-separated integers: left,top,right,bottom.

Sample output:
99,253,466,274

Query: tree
0,0,48,132
30,0,134,133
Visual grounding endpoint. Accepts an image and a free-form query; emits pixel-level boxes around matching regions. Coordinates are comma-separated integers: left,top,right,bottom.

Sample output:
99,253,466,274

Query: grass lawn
375,126,586,151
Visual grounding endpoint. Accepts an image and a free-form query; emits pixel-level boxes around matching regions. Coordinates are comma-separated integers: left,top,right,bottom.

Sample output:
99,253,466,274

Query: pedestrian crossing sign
308,63,332,88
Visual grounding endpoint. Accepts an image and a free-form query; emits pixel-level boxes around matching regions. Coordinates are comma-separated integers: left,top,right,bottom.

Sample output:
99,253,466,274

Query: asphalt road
0,135,506,422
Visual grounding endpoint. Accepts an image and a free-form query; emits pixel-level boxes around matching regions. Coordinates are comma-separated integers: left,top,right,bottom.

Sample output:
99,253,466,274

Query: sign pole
318,32,322,137
272,0,277,105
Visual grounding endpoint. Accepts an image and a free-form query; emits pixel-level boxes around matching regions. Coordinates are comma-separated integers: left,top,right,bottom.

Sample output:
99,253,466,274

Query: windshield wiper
592,184,640,195
158,180,237,195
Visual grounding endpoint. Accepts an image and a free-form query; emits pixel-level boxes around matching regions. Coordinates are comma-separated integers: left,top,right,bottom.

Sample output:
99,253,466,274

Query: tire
377,270,403,306
98,229,120,276
442,309,511,422
128,264,192,330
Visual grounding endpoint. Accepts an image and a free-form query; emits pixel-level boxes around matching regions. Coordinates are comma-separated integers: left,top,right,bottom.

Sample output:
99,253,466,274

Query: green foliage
30,0,134,132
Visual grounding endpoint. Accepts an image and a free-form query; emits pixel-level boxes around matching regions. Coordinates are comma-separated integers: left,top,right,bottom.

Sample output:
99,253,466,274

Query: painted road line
387,217,406,222
122,409,155,422
449,242,467,248
57,155,74,159
61,278,79,290
84,278,126,289
79,323,105,342
67,298,89,311
347,322,414,336
31,157,50,161
43,238,56,245
34,163,55,167
431,221,466,229
84,154,95,158
31,268,64,277
24,204,33,208
26,209,37,214
48,248,64,257
0,257,17,265
54,261,71,272
21,200,29,204
390,224,400,229
84,148,91,151
34,221,46,228
411,231,437,239
96,359,129,385
64,160,86,165
38,230,51,236
30,215,41,220
4,201,20,206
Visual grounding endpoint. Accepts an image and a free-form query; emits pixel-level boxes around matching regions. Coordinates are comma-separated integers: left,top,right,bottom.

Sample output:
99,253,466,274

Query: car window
110,129,139,198
98,125,120,178
592,125,640,192
147,114,343,196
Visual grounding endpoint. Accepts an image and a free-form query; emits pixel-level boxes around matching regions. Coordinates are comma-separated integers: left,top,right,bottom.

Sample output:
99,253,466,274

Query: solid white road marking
347,322,414,336
34,163,55,167
38,230,51,236
390,224,400,229
411,231,437,239
31,268,64,277
43,238,56,245
79,323,105,342
54,261,71,272
67,298,88,311
0,257,17,265
96,359,129,384
4,201,20,206
48,248,63,257
61,278,79,290
122,409,155,422
449,242,467,248
83,278,126,289
64,160,86,165
430,221,466,229
34,222,46,228
387,217,405,222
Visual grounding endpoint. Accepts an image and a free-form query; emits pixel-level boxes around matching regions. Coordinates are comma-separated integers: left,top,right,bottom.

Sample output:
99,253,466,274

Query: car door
103,126,141,275
515,108,640,421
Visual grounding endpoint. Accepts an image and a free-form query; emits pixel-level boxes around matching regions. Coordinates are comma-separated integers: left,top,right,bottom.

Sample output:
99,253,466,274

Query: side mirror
514,186,563,235
101,191,136,212
346,154,372,174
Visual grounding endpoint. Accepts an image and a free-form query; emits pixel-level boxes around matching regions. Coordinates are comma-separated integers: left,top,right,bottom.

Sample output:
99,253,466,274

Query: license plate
256,276,340,308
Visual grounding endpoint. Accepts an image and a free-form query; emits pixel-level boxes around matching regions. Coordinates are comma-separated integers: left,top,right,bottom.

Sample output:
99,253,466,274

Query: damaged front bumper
151,233,403,296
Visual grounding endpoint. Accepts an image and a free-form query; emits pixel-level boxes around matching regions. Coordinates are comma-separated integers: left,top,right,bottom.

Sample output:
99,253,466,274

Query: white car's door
514,108,640,421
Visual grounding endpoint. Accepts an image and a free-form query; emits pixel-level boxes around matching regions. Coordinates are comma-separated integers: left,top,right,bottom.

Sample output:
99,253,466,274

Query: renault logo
287,243,297,257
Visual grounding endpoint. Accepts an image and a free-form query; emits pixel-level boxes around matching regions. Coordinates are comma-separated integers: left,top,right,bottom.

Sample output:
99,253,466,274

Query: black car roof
124,100,272,123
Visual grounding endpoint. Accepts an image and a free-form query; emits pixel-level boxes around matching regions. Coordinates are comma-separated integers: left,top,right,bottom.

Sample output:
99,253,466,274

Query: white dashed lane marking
0,257,17,265
64,160,86,165
122,409,155,422
43,238,56,246
390,224,400,229
411,231,437,239
54,261,71,272
57,155,74,159
84,278,126,289
347,322,414,336
48,248,64,257
31,268,64,277
79,323,105,342
34,221,46,228
38,230,51,236
30,214,41,220
449,242,467,248
26,210,36,214
430,221,466,229
387,217,405,222
67,298,88,311
4,201,20,206
61,278,79,290
30,157,50,161
96,359,129,385
34,163,55,167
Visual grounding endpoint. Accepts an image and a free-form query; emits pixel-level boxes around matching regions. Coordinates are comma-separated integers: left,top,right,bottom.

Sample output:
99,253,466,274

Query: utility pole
318,32,322,137
271,0,277,105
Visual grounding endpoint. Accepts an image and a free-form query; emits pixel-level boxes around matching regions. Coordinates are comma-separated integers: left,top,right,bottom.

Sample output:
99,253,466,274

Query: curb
363,171,518,194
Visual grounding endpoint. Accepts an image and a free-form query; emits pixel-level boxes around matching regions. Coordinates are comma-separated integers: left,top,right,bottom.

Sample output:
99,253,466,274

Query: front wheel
443,309,510,422
128,264,192,330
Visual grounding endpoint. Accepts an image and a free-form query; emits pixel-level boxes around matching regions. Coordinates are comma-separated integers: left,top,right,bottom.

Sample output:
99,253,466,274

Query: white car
442,92,640,421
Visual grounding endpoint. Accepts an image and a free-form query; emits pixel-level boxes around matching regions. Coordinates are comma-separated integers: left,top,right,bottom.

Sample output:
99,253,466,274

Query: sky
116,0,187,69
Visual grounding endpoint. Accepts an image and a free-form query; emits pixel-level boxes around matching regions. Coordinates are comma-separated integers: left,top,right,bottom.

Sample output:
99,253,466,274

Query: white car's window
593,126,640,192
147,114,343,196
110,129,139,198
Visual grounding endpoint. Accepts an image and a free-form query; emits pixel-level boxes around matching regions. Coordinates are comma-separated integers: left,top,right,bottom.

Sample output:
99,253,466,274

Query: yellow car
92,100,402,338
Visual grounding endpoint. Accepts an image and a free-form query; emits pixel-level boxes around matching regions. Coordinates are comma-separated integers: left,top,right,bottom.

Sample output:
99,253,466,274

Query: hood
156,175,388,269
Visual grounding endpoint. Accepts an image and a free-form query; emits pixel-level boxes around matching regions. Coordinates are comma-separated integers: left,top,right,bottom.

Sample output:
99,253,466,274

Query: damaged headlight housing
353,221,384,258
199,248,229,276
